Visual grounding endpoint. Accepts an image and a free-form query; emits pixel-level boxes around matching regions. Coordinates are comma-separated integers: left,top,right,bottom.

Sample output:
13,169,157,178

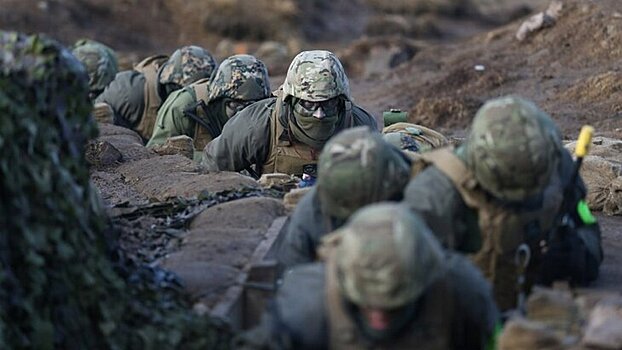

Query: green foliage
0,31,231,349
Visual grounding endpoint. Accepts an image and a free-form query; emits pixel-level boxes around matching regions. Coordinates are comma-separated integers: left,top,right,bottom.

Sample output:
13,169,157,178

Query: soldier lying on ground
71,39,118,101
277,126,411,269
147,55,271,161
236,203,499,350
404,96,603,311
201,50,377,178
96,45,217,142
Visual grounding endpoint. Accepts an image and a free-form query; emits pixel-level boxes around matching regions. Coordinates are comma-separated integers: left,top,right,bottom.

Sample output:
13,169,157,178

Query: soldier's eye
299,100,319,110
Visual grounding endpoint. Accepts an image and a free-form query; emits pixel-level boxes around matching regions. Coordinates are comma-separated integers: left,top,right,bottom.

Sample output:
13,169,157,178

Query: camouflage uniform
404,96,603,311
277,126,412,269
147,55,271,161
71,39,118,100
201,50,377,177
95,45,217,142
236,204,499,350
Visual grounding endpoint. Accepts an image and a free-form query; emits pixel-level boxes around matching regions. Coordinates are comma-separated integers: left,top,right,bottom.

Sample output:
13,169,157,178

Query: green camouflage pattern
207,54,271,104
159,45,217,87
317,126,411,220
282,50,351,102
72,39,118,98
335,203,446,308
0,31,230,349
465,96,561,202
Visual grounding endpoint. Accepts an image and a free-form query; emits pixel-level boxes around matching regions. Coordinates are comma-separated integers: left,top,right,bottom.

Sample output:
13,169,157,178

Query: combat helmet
317,126,411,220
159,45,217,88
335,203,446,309
282,50,351,102
206,54,271,104
465,96,562,202
71,39,118,99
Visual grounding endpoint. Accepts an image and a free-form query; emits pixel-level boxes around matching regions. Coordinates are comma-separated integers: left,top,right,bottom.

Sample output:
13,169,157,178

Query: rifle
183,101,221,139
183,101,261,179
538,125,595,286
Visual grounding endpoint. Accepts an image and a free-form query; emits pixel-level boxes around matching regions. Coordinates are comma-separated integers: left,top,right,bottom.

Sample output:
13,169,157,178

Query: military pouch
383,109,408,127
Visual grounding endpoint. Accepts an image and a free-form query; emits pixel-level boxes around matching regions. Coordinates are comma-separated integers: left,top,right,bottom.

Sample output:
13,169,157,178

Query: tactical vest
262,97,353,177
189,79,215,151
133,55,168,141
325,257,453,350
418,148,563,311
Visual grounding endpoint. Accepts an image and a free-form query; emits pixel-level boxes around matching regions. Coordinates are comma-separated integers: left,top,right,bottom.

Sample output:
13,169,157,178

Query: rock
92,102,114,124
283,187,312,210
258,173,299,191
565,137,622,214
161,197,286,307
95,123,155,162
582,299,622,349
499,317,564,350
604,176,622,216
117,155,258,201
151,135,195,160
526,287,580,335
516,1,563,42
85,140,122,167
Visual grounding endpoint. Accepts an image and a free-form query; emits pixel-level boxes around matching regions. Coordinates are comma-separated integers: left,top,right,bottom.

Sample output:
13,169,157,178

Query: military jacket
95,55,168,142
201,96,377,176
404,147,603,310
234,255,498,350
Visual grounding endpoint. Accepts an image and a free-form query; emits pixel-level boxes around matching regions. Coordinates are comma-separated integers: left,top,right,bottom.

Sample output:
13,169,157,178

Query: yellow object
575,125,594,158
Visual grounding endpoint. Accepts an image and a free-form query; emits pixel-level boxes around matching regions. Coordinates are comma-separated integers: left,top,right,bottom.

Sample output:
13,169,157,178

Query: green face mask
290,98,341,149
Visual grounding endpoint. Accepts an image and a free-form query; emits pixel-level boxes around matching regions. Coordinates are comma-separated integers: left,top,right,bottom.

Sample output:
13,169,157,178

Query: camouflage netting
0,31,231,349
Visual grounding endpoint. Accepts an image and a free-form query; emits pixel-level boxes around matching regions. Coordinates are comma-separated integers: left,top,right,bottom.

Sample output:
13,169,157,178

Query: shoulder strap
133,54,168,74
418,148,484,208
325,257,359,350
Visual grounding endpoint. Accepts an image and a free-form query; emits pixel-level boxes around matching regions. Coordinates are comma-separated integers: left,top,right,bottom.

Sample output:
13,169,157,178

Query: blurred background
0,0,547,75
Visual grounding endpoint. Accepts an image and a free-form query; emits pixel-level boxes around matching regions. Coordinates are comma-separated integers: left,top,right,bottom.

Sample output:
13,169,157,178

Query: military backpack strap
135,63,163,141
418,148,484,208
343,100,353,128
133,54,168,74
325,257,360,350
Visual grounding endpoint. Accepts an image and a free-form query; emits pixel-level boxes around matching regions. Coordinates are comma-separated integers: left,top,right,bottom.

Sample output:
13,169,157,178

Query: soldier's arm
403,167,479,252
202,100,273,172
448,254,500,350
277,189,327,270
233,263,328,350
94,71,145,128
147,88,195,147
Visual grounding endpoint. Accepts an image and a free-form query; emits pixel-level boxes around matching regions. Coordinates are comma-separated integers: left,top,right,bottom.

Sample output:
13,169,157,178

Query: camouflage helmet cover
317,126,411,220
465,96,561,202
71,39,118,96
207,54,271,103
282,50,351,102
159,45,217,87
335,203,446,309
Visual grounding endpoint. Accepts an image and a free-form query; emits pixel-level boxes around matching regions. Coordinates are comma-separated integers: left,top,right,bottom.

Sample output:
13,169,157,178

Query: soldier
95,45,217,142
147,55,271,161
71,39,118,101
404,96,603,311
382,121,448,159
201,50,377,177
236,203,499,349
277,126,412,269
